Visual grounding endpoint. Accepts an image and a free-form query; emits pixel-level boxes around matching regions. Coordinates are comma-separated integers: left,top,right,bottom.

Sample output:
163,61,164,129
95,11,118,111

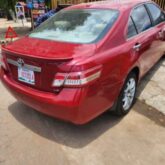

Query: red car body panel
3,37,97,60
1,0,165,124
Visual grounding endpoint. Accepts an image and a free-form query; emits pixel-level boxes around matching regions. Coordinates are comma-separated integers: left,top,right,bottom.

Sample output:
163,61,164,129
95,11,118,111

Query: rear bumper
0,69,88,124
0,68,120,124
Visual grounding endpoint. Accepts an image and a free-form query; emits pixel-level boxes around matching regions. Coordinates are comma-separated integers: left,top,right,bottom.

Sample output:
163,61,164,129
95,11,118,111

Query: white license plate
18,67,35,85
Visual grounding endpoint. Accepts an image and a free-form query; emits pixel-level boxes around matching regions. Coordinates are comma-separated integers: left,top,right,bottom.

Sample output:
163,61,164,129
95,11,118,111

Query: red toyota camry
0,0,165,124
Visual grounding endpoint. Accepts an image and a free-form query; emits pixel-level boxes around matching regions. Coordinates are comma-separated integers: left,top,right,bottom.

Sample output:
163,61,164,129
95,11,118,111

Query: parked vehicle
0,0,165,124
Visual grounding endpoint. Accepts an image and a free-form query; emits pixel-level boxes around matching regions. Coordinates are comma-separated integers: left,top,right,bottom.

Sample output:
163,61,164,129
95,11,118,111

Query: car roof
66,0,152,11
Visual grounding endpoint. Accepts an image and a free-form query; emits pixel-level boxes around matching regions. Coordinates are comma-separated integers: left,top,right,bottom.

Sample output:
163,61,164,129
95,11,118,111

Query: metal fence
153,0,165,10
57,0,165,10
57,0,101,6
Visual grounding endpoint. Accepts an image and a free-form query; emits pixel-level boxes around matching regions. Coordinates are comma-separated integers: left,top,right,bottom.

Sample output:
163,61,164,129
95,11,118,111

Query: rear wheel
114,72,137,116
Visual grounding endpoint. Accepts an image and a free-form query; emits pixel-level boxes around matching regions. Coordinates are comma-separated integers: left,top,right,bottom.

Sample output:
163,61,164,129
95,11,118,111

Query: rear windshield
29,9,119,44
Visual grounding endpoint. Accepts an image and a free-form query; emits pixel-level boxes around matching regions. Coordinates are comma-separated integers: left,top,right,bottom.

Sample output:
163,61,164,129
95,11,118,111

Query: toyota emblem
17,58,24,67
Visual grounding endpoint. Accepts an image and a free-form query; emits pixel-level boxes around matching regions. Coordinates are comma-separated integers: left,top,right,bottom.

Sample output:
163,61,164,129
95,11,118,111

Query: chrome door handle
158,30,164,39
133,44,141,51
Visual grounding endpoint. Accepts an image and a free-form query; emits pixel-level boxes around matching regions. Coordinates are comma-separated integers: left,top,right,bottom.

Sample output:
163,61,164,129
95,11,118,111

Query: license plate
18,67,35,85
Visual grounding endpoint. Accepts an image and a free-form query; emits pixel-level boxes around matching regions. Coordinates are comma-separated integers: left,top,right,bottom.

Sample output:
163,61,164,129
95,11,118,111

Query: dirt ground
138,58,165,114
0,19,31,41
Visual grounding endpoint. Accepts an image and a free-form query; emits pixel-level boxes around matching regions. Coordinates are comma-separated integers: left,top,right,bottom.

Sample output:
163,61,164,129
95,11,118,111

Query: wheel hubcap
122,78,136,111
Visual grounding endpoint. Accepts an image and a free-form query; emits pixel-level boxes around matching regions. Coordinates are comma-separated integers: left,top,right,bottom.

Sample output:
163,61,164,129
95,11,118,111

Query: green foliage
0,0,18,19
0,0,17,11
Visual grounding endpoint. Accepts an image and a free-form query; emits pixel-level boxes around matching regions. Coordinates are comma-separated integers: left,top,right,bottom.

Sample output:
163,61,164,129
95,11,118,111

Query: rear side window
127,17,137,38
131,5,152,33
146,3,165,25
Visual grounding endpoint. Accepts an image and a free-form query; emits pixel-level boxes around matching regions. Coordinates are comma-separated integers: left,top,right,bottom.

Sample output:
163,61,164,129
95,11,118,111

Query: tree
0,0,17,19
0,0,17,11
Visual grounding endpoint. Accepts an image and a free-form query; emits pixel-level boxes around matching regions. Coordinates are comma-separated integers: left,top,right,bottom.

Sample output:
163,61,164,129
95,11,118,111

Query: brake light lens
0,50,7,70
53,65,102,88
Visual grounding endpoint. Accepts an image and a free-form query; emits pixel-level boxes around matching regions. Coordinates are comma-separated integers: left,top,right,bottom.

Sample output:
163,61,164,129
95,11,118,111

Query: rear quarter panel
71,8,140,121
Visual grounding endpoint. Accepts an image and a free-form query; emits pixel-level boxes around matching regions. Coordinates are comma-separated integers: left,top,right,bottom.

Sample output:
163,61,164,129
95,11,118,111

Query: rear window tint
127,17,137,38
131,5,152,33
29,9,119,44
146,3,165,25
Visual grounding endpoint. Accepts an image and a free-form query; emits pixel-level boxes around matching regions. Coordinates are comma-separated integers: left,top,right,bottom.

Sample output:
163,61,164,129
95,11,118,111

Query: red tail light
0,50,7,70
52,65,102,88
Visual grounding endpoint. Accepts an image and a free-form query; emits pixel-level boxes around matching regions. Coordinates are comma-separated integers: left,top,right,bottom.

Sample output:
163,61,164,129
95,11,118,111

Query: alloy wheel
122,78,136,111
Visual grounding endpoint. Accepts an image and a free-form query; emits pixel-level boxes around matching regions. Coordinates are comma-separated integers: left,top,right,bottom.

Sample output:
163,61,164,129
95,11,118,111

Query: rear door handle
133,44,141,51
158,30,165,39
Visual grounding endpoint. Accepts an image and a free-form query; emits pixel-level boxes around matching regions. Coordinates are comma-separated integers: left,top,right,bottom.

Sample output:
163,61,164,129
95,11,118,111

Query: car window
29,9,119,44
127,17,138,38
146,3,165,25
131,5,152,33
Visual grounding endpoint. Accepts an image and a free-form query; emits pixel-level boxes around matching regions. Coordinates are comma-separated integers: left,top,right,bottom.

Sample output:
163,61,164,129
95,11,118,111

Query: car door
127,4,163,76
145,3,165,60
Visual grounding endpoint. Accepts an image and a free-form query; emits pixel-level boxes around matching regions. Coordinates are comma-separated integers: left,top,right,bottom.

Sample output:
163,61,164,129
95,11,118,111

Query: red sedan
0,0,165,124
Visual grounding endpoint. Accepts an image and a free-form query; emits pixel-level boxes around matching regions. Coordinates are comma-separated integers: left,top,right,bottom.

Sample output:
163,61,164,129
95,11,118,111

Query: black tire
114,72,137,116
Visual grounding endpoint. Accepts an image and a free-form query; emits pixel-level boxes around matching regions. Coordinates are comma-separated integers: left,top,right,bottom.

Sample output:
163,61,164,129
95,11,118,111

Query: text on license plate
18,67,35,85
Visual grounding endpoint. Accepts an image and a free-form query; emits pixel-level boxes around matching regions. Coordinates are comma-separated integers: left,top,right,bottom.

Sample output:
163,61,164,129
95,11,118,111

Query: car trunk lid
3,36,96,60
